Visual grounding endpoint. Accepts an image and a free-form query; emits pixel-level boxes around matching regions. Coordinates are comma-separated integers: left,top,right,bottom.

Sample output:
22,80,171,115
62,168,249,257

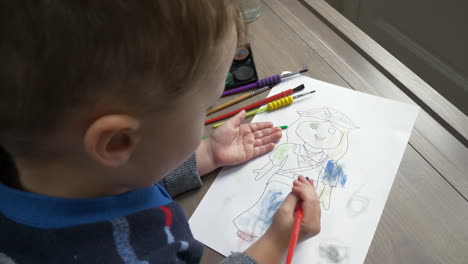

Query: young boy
0,1,321,263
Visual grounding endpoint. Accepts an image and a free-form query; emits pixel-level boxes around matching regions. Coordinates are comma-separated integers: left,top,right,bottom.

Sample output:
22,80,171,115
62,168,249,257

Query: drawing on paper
318,240,349,264
233,107,358,241
346,185,370,217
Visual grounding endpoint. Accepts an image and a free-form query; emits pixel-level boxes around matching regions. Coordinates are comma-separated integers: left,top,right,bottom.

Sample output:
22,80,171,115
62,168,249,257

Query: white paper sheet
189,76,419,264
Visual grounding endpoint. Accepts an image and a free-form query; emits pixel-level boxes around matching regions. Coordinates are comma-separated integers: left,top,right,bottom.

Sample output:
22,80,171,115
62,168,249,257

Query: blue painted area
323,160,348,188
325,160,335,178
259,190,284,226
340,171,348,187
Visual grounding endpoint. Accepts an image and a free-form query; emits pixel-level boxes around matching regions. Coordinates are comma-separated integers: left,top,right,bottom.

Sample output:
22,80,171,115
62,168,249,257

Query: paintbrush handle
207,86,270,116
204,89,294,125
222,82,257,97
206,93,251,115
212,106,268,128
246,107,268,117
221,74,281,96
286,203,304,264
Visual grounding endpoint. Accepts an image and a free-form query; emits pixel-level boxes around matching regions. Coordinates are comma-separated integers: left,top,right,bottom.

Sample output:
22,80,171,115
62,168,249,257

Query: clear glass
238,0,262,23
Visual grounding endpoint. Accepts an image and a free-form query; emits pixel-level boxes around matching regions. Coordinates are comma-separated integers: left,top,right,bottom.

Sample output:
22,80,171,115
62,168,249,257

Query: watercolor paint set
225,44,259,90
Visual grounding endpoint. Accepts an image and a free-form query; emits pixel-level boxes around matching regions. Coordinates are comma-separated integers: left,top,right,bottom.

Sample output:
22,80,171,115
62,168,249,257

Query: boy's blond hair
0,0,245,157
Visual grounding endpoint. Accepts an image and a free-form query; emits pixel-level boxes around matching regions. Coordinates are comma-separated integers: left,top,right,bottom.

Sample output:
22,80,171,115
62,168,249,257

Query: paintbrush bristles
280,69,308,78
292,84,305,93
249,86,270,96
293,90,315,99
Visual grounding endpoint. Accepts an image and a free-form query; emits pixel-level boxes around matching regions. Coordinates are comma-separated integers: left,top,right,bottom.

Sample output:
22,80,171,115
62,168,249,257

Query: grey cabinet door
335,0,468,114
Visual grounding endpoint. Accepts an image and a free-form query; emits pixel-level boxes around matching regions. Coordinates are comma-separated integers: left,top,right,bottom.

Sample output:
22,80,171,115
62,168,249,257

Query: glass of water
238,0,262,23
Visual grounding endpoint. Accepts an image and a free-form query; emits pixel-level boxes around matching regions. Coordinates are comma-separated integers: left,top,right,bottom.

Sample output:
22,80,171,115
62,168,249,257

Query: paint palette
225,44,259,91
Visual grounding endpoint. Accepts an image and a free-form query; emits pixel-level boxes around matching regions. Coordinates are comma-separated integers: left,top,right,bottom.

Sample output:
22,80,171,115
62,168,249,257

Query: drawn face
296,121,344,149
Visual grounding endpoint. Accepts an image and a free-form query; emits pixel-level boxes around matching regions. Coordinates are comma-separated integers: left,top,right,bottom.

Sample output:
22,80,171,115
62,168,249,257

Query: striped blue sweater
0,154,256,264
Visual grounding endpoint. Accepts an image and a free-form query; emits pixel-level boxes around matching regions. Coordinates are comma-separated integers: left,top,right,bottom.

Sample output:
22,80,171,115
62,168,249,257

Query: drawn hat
297,108,358,130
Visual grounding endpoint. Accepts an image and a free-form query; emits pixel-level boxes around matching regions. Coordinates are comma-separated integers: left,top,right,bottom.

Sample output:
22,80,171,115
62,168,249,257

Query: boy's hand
245,176,321,264
197,110,282,176
273,176,321,244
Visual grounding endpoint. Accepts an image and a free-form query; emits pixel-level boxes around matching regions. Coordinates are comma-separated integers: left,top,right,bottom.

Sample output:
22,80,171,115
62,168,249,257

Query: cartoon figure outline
233,107,358,241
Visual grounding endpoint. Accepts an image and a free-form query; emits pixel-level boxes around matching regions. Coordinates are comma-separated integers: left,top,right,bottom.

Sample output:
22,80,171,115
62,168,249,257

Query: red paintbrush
286,201,303,264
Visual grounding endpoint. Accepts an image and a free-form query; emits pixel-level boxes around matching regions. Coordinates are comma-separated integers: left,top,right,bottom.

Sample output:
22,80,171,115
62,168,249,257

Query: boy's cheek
174,115,204,153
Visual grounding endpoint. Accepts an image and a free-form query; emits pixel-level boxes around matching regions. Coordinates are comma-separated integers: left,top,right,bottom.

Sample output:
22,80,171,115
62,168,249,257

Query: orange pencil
286,202,303,264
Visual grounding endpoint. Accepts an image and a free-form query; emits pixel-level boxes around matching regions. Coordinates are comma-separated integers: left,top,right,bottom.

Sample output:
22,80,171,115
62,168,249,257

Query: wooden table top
175,0,468,263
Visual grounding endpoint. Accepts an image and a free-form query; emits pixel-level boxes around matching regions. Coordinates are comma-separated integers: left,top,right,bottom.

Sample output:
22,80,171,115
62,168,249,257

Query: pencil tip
299,68,309,74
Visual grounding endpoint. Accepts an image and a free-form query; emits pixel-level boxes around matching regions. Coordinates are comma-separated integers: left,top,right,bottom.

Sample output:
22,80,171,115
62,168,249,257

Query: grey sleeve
220,253,257,264
162,153,202,197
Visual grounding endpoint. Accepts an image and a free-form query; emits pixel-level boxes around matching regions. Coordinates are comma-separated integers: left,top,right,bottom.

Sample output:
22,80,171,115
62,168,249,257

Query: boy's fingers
293,180,301,187
292,186,307,201
297,175,315,187
254,132,282,147
294,177,306,188
292,177,321,230
253,127,280,139
280,192,300,213
309,179,315,187
228,110,246,127
292,185,321,222
298,175,311,185
302,195,321,225
253,143,276,157
292,181,319,202
248,122,274,132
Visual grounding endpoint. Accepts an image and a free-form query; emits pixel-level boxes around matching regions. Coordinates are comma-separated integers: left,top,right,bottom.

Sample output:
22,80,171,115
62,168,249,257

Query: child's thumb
227,110,246,127
280,192,300,214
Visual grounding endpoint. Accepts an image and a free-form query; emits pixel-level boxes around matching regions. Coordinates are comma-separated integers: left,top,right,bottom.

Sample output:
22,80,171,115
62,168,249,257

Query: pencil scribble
346,185,370,217
319,240,349,264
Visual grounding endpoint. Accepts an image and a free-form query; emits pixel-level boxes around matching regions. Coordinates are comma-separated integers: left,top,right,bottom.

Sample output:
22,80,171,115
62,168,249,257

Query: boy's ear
84,115,141,167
